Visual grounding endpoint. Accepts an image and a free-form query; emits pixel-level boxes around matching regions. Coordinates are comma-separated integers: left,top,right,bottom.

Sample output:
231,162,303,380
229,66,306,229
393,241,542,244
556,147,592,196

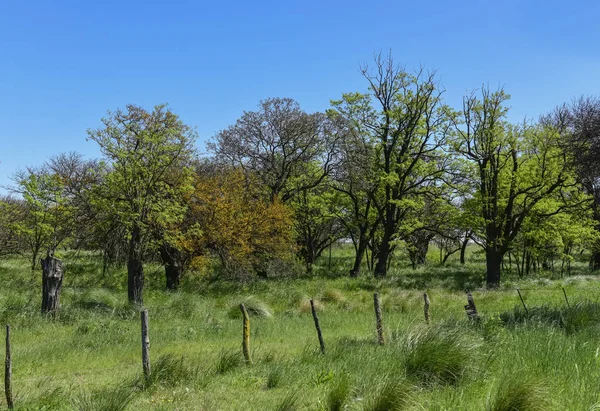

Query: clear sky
1,0,599,191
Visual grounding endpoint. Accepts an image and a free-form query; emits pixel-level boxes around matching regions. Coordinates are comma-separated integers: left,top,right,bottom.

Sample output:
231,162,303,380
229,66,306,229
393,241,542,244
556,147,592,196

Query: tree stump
41,250,63,314
464,291,479,321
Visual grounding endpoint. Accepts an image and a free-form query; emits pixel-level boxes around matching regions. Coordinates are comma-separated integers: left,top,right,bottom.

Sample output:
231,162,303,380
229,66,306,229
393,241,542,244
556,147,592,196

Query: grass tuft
326,375,351,411
227,296,273,318
488,377,549,411
216,348,243,374
137,354,202,389
321,288,346,303
402,325,481,385
365,378,414,411
70,384,135,411
275,390,300,411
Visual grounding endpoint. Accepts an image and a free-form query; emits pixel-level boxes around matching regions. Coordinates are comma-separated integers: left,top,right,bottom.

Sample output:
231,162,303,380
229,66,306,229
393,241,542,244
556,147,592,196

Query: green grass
2,247,600,409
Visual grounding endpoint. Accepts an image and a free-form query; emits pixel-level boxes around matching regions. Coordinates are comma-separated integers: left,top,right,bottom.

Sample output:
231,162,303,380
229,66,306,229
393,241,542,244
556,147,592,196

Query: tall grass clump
321,288,346,303
487,377,549,411
227,296,273,318
326,375,351,411
216,348,243,374
276,391,300,411
499,302,600,334
365,378,414,411
266,364,285,389
70,384,135,411
137,354,202,389
402,325,481,385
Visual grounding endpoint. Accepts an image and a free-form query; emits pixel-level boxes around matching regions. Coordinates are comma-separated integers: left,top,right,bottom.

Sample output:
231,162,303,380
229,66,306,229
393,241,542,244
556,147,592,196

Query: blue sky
1,0,599,190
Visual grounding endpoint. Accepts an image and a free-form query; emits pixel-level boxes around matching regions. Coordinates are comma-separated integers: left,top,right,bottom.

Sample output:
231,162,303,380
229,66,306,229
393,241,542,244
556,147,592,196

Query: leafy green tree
0,196,26,257
88,104,195,304
10,167,72,269
332,53,452,277
452,88,584,286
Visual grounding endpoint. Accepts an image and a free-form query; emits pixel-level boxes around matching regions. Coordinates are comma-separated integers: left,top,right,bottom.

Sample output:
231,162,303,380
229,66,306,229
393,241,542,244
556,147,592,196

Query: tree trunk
374,229,392,278
485,247,502,287
127,224,144,304
159,244,183,291
460,234,469,265
350,233,368,277
591,251,600,270
41,250,63,313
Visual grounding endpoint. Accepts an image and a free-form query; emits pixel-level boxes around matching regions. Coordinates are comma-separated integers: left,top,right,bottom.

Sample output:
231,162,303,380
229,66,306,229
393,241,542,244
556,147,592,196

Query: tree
88,104,195,304
10,167,72,269
543,96,600,268
210,97,343,203
0,196,26,257
180,166,295,279
330,111,381,277
453,88,583,286
290,180,343,273
332,53,451,277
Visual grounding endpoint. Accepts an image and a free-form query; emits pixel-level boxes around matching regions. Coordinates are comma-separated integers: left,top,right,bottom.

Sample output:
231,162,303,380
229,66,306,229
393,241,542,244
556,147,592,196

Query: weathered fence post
562,287,570,309
240,304,252,364
373,293,384,345
423,293,431,324
516,289,529,314
141,309,150,379
5,325,13,410
41,250,63,314
310,299,325,354
464,292,479,321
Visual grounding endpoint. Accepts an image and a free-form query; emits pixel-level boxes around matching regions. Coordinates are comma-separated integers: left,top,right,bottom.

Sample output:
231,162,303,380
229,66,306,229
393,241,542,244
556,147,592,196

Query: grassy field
2,246,600,410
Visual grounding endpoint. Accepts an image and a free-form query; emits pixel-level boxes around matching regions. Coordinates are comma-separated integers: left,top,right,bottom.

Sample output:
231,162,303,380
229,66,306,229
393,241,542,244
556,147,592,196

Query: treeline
1,53,599,303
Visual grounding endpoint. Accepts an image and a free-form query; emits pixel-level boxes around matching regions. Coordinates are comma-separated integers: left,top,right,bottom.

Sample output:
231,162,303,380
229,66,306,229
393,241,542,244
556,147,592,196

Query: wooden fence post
516,289,529,314
373,293,384,345
464,292,479,321
310,299,325,354
240,304,252,364
5,325,13,410
141,310,150,379
423,293,431,324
